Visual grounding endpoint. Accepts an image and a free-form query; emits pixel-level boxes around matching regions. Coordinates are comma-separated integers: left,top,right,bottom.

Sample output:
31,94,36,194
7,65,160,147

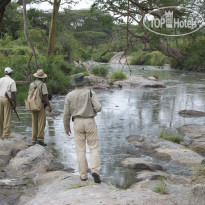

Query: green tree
1,2,23,39
92,0,204,67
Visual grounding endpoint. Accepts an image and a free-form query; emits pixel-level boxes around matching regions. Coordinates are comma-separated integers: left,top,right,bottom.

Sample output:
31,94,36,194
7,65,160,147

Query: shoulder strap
90,90,92,97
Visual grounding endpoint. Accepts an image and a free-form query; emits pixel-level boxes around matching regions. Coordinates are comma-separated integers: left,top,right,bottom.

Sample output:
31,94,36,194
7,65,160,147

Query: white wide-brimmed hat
33,69,47,78
4,67,13,74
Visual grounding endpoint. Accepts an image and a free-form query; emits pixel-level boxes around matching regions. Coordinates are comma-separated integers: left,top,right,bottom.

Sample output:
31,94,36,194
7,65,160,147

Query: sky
28,0,94,11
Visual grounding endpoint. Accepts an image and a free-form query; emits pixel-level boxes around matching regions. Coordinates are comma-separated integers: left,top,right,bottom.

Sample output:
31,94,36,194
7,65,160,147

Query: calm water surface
11,65,205,188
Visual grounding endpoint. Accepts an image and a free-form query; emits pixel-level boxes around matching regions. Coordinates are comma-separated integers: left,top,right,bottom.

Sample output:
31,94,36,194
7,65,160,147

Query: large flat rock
6,145,55,177
126,135,204,166
18,171,205,205
177,124,205,150
114,76,166,88
0,135,28,165
121,158,164,171
178,110,205,118
135,170,168,182
85,75,166,90
155,148,204,165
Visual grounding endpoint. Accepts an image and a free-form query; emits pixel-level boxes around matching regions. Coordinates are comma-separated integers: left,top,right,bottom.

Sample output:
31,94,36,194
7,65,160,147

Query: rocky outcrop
126,135,204,166
18,170,205,205
6,145,62,177
113,76,166,88
0,135,28,165
85,75,110,89
85,75,166,90
109,51,129,64
1,134,204,205
121,158,164,171
178,110,205,118
177,124,205,151
135,170,168,182
73,61,91,72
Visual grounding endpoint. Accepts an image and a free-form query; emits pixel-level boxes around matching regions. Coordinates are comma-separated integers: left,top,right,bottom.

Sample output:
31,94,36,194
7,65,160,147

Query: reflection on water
11,65,205,188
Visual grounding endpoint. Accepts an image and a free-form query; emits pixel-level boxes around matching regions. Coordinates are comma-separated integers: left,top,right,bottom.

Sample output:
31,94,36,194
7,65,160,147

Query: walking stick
5,92,20,121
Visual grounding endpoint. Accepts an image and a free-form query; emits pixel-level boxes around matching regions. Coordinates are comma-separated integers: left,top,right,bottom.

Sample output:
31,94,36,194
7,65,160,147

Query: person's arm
91,91,101,113
44,94,51,113
63,94,72,136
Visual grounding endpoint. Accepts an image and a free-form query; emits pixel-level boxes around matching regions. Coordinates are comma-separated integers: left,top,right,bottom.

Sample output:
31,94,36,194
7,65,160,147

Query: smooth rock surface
85,75,166,90
18,171,205,205
114,76,166,88
126,135,204,166
6,145,55,177
155,147,204,165
0,135,28,165
178,124,205,150
121,158,164,171
109,51,128,64
178,110,205,118
135,170,168,182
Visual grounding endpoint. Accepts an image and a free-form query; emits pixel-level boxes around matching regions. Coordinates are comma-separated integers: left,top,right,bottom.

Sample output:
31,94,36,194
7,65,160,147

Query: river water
11,64,205,188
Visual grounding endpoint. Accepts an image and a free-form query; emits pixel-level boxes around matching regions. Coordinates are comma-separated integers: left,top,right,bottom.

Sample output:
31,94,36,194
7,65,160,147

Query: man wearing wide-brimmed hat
63,73,102,183
0,67,17,139
29,69,51,146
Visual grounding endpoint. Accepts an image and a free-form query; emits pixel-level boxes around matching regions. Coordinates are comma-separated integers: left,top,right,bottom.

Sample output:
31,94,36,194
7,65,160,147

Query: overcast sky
28,0,94,11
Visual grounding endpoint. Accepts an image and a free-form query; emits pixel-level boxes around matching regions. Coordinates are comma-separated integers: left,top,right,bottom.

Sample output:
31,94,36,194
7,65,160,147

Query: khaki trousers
74,117,101,179
31,106,46,142
0,97,12,138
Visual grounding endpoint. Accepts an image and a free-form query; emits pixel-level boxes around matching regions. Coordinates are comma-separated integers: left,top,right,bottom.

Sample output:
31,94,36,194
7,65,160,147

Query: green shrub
91,65,110,77
153,176,169,195
83,72,90,76
130,50,170,66
110,72,126,80
160,129,183,144
183,38,205,71
101,52,115,62
129,50,150,65
16,84,29,105
40,58,70,94
71,66,86,75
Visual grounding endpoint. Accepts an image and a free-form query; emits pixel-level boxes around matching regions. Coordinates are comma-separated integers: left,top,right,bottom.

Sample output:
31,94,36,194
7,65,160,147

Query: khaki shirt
63,86,101,132
29,80,48,95
0,75,17,98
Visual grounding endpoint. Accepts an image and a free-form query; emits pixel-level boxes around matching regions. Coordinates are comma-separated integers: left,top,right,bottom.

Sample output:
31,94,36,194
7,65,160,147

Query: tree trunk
0,0,11,36
0,9,5,36
22,0,39,69
47,0,61,56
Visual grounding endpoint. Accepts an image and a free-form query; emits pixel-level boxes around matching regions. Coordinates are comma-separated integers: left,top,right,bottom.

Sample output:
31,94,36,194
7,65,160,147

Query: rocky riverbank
0,128,204,205
85,75,166,90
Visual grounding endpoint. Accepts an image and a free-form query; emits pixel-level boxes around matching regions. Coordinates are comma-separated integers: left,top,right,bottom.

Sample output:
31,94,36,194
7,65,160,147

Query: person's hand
65,130,71,136
48,106,52,113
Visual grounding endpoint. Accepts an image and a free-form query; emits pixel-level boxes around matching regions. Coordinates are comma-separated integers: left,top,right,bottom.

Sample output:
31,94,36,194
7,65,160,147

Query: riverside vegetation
0,1,205,106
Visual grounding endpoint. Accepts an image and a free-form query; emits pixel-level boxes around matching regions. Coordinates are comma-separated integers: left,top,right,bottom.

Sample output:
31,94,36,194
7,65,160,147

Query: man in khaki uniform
63,73,102,183
0,67,17,139
29,69,51,146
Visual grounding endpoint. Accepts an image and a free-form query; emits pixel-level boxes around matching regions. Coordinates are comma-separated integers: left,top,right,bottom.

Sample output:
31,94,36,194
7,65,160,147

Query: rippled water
11,65,205,188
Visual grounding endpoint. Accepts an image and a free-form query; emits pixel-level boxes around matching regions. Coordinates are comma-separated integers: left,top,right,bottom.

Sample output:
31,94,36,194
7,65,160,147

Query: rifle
5,92,20,121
